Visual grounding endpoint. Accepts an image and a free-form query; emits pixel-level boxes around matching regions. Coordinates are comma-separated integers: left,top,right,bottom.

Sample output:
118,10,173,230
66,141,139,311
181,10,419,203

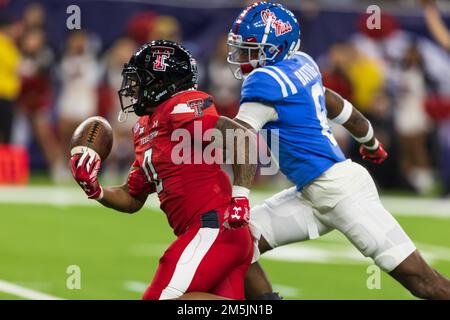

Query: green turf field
1,202,449,300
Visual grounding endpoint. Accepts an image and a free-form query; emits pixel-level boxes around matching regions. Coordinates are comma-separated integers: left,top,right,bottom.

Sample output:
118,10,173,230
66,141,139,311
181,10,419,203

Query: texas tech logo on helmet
151,46,175,71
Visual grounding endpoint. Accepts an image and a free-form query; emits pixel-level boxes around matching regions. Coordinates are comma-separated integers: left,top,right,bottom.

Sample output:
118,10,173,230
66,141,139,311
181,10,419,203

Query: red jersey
133,90,231,236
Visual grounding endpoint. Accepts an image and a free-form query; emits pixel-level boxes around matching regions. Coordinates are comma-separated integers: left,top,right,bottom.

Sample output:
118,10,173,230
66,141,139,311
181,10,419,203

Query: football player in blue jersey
228,2,450,299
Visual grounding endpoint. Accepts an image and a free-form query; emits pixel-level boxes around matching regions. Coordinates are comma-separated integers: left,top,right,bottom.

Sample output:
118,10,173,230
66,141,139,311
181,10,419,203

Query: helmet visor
227,32,279,79
118,66,154,114
228,42,260,64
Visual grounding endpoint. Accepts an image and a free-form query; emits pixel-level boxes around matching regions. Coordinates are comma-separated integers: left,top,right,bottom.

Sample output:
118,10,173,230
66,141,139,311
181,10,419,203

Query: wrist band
71,146,100,160
94,187,104,201
232,185,250,198
363,139,379,151
331,99,353,125
352,122,374,144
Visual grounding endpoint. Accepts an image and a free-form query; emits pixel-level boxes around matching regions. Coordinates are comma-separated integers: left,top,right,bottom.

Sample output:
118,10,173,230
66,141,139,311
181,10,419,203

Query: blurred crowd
320,12,450,196
0,2,242,185
0,4,174,183
1,2,450,196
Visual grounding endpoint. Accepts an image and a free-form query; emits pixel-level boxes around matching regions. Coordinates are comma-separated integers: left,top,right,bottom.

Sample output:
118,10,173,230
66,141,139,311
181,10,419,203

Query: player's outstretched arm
99,165,153,213
324,88,388,164
99,183,147,214
422,0,450,50
99,186,144,214
70,151,150,213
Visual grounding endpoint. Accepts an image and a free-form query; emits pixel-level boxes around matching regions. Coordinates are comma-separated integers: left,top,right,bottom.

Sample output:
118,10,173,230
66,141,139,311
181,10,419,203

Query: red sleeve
169,95,219,134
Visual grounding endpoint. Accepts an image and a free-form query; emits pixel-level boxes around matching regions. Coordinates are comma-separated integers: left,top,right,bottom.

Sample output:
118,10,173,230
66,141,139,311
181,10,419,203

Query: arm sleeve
235,102,278,131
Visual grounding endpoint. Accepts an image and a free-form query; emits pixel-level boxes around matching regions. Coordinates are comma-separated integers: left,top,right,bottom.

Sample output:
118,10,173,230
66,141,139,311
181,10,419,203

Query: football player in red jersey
70,40,258,300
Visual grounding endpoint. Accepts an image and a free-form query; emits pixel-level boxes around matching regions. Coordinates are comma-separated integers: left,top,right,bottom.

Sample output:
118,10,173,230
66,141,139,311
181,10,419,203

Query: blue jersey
240,51,346,190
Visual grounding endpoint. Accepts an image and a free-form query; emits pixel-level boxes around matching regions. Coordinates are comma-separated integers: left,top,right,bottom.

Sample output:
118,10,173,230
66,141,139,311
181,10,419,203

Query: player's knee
374,242,416,272
344,220,416,272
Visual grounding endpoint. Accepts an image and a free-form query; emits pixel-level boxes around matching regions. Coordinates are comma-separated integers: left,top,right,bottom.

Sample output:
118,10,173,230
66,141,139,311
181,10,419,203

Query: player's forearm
232,153,257,190
342,108,376,148
325,88,376,148
98,184,146,214
423,2,450,50
232,128,257,190
215,116,257,191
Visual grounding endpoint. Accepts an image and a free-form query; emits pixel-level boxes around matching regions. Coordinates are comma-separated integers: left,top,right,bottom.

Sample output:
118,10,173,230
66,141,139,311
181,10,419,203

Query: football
70,116,113,161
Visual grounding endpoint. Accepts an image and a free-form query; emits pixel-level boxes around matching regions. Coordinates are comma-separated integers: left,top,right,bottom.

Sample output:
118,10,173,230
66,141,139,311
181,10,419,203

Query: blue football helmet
227,1,301,79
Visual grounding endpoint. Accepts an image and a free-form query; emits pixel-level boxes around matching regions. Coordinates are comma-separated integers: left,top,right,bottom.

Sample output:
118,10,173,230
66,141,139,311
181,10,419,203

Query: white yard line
262,244,370,265
0,186,450,218
0,280,63,300
131,240,450,267
124,281,148,294
272,284,301,298
382,196,450,218
262,242,450,266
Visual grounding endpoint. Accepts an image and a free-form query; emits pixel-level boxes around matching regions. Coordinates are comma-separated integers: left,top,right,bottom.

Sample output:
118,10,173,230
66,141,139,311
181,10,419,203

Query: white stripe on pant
159,227,220,300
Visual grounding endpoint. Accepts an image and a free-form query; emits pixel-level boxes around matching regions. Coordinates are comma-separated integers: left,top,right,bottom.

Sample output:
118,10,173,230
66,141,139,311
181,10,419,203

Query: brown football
70,116,113,161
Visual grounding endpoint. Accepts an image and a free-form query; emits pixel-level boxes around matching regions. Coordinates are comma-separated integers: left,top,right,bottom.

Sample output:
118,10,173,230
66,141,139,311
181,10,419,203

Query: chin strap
118,110,128,123
285,40,301,60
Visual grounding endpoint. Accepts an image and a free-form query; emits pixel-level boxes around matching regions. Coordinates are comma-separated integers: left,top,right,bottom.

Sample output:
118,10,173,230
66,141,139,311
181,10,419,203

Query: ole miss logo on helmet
261,9,292,37
151,46,175,71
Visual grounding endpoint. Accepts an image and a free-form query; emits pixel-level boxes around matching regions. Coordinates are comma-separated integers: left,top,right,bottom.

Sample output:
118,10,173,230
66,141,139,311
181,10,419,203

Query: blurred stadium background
1,0,450,300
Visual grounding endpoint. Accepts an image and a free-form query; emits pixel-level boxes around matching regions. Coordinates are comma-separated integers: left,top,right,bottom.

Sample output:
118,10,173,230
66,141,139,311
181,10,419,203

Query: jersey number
311,82,338,146
143,148,163,194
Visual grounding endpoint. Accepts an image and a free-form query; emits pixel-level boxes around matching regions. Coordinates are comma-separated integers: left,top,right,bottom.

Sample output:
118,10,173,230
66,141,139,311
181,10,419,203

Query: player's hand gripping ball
69,116,113,200
70,151,102,199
